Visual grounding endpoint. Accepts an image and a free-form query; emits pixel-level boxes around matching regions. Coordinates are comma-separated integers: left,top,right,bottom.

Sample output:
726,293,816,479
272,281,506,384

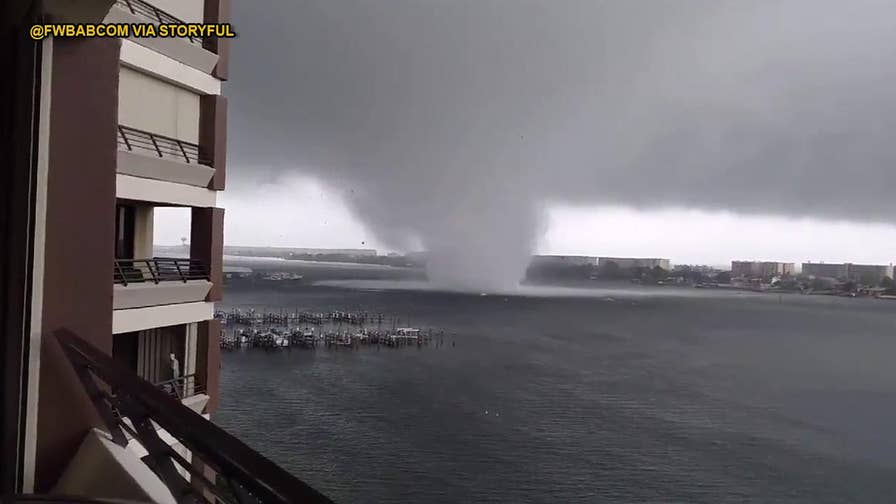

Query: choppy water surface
216,280,896,503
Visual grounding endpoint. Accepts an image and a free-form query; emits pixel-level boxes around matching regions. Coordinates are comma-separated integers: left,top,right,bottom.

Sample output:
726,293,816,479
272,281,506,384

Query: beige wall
113,280,213,311
53,429,177,503
133,205,154,259
117,149,216,189
118,67,200,143
151,0,205,23
116,173,217,208
113,301,215,334
120,40,221,95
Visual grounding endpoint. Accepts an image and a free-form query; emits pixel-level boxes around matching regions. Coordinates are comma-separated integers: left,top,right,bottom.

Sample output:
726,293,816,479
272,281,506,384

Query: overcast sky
158,0,896,284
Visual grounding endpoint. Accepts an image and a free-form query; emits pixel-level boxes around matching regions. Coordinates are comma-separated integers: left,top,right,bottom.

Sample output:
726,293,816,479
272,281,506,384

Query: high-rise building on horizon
598,257,672,271
801,262,850,279
845,263,893,285
731,261,795,280
802,262,893,284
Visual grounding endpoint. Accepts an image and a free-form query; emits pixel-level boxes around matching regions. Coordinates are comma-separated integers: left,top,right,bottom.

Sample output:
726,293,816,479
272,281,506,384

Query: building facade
731,261,795,279
530,255,598,267
731,261,756,278
846,264,893,285
598,257,671,270
2,0,232,496
225,246,378,257
801,262,892,285
802,262,849,279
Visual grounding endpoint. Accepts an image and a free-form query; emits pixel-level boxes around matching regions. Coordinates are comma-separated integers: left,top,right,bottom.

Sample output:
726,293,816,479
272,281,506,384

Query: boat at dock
217,308,446,351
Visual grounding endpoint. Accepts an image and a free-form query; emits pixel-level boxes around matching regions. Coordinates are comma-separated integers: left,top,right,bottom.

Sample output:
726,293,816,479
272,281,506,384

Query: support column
199,94,227,190
132,205,154,259
203,0,230,80
190,207,224,302
35,36,120,491
196,320,221,413
184,323,198,396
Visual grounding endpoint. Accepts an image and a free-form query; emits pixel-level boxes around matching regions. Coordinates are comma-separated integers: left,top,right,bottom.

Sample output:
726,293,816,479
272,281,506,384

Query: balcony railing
118,125,209,165
155,373,204,400
114,258,209,286
54,329,334,503
115,0,205,46
7,497,130,503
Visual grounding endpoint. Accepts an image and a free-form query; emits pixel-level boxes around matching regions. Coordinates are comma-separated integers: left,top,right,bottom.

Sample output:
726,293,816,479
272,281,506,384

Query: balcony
33,330,334,503
117,125,215,189
117,0,206,45
104,0,219,73
116,374,210,448
114,375,209,450
114,258,212,310
155,373,209,413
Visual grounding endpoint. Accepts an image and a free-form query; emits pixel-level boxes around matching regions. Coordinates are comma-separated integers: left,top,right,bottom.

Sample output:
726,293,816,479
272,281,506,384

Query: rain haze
157,0,896,290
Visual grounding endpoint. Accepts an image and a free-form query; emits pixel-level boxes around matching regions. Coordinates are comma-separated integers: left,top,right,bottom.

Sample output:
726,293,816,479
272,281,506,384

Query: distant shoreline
155,245,896,300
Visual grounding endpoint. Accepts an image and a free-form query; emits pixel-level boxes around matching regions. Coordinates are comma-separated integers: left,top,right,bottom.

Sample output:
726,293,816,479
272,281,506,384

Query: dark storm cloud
226,0,896,290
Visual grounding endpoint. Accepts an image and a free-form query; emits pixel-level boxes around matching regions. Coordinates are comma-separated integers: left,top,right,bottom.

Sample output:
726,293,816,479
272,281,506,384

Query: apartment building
731,261,795,280
530,255,598,267
846,264,893,285
801,262,850,279
107,0,227,422
801,262,892,285
2,1,329,501
598,257,672,271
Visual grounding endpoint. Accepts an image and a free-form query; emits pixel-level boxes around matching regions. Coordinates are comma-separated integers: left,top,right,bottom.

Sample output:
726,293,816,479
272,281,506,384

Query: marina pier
216,308,451,351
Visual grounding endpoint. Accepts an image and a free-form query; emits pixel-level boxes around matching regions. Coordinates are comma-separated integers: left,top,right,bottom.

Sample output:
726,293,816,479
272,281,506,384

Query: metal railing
114,258,209,286
6,497,137,503
118,125,209,165
55,329,334,504
155,373,204,400
115,0,205,45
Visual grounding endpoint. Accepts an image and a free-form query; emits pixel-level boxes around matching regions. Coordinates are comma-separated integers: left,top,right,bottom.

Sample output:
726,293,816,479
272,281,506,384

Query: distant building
531,255,598,267
598,257,671,271
802,262,850,280
800,262,893,284
802,262,893,285
731,261,757,278
731,261,795,280
224,246,378,257
846,264,893,285
674,264,719,274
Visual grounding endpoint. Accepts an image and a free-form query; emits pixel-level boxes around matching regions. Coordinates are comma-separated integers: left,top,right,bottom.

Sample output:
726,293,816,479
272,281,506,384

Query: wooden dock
216,308,450,351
